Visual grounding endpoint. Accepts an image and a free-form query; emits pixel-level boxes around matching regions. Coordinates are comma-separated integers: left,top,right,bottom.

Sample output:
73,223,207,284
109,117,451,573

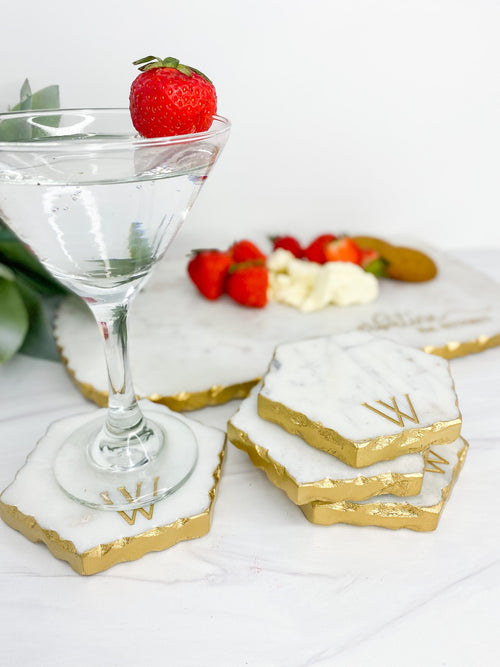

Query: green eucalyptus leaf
0,270,29,364
0,80,60,140
0,222,68,295
0,263,14,280
15,281,62,361
19,79,32,104
30,85,60,112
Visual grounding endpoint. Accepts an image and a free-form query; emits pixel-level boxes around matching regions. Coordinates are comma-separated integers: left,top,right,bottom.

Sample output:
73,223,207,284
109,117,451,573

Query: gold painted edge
0,440,226,575
57,326,500,411
300,440,469,531
257,393,462,468
58,346,259,412
227,421,423,504
423,332,500,360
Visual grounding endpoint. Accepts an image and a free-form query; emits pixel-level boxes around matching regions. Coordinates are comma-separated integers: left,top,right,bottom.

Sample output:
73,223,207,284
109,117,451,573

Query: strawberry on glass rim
129,55,217,138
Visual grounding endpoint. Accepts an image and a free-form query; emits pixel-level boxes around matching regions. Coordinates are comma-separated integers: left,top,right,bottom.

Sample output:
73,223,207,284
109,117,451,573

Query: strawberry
303,234,337,263
129,56,217,138
187,249,232,300
271,235,303,258
324,237,362,264
225,262,268,308
229,239,266,263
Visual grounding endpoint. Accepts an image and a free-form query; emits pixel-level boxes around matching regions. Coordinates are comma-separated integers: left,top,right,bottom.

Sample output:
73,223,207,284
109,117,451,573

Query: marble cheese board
54,244,500,411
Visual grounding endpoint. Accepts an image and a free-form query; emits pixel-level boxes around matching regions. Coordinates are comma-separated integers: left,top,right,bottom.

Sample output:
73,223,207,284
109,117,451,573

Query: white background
1,0,499,252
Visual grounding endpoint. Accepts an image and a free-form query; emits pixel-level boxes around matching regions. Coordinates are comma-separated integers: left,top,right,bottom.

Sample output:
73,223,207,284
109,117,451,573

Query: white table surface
0,250,499,667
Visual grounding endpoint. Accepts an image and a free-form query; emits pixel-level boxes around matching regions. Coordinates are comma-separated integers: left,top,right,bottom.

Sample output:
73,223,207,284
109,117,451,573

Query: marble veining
259,332,461,441
229,384,425,484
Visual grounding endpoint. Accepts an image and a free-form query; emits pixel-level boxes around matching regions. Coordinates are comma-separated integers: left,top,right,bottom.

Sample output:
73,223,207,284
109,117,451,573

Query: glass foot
54,409,198,511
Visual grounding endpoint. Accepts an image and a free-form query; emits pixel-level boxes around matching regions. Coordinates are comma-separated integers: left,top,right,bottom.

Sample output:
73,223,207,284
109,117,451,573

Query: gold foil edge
300,440,468,530
422,332,500,360
58,347,259,412
227,421,423,505
257,393,462,468
57,316,500,411
0,441,226,575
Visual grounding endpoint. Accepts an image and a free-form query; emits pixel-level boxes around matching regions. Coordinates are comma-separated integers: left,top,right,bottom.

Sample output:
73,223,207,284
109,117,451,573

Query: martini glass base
53,408,198,511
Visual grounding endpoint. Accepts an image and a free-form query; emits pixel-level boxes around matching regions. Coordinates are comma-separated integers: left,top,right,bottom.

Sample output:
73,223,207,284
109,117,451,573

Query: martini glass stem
93,300,142,431
86,297,162,471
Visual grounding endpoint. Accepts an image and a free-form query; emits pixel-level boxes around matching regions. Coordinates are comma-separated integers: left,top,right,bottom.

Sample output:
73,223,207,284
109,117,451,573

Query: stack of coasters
227,332,467,531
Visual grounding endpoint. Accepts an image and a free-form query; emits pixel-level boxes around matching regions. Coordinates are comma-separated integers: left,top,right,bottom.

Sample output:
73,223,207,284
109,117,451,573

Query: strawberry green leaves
132,55,212,82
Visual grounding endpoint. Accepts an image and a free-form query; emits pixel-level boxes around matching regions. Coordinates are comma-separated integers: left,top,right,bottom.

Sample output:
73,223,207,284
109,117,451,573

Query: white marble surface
230,383,425,486
0,250,499,666
55,244,500,399
1,403,225,555
259,331,460,440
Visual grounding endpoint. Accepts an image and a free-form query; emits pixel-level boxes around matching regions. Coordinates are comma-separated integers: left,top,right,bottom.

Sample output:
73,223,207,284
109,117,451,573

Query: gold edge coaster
300,440,468,531
59,347,259,412
0,445,226,576
226,421,423,505
257,393,462,468
423,332,500,360
58,332,500,412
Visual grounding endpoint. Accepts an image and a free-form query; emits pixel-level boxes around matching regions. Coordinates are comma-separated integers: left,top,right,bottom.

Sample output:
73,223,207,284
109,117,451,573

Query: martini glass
0,108,230,511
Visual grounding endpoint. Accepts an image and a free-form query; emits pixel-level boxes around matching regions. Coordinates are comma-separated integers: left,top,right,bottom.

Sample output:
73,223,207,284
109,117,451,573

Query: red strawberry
225,263,268,308
229,239,266,263
187,249,232,300
324,237,362,264
303,234,337,264
129,56,217,138
271,235,303,258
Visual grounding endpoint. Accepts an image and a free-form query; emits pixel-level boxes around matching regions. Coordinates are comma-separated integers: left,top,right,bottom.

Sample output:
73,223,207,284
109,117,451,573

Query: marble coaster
300,437,468,531
54,245,500,412
0,401,226,575
228,384,425,504
258,332,462,467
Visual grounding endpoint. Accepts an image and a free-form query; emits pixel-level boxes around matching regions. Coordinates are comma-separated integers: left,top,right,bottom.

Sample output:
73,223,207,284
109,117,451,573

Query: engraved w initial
100,477,159,526
362,394,419,427
424,450,449,474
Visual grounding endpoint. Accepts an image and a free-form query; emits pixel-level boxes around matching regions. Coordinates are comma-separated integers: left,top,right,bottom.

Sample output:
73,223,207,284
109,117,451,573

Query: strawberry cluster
187,240,268,308
187,234,386,309
272,233,381,269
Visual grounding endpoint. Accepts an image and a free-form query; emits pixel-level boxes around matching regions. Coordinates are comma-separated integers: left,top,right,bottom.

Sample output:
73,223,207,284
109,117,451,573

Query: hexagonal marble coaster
258,332,462,467
228,384,425,504
300,437,468,531
0,401,225,575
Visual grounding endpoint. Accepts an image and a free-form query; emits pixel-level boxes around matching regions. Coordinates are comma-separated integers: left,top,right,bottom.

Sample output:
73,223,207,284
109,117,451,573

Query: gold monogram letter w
362,394,419,427
100,477,159,526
